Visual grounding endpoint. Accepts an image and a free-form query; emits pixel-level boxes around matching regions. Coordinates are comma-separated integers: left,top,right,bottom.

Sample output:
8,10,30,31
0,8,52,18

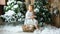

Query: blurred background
0,0,59,34
0,0,59,27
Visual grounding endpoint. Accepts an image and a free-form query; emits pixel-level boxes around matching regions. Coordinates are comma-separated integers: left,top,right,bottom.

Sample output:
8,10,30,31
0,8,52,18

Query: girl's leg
33,19,39,29
35,24,39,29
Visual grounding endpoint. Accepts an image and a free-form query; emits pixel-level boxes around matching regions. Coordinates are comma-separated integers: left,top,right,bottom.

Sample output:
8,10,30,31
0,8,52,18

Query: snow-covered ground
0,25,33,34
0,25,60,34
0,31,33,34
0,25,23,32
34,25,60,34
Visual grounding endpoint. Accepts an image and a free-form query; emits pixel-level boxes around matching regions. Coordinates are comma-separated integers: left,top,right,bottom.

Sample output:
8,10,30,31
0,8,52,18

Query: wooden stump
52,14,60,27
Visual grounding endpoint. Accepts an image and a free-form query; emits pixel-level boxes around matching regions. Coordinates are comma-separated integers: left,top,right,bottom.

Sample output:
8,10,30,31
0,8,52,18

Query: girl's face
28,6,33,11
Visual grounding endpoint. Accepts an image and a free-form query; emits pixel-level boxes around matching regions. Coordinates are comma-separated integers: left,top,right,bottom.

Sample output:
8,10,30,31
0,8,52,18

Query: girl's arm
30,12,37,19
31,15,36,19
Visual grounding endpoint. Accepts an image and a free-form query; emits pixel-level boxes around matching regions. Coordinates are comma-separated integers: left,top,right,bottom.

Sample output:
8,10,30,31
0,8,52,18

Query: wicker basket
22,25,35,32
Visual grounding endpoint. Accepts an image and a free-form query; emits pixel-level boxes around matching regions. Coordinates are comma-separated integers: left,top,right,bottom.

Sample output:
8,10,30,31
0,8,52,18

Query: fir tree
34,0,52,26
1,0,26,25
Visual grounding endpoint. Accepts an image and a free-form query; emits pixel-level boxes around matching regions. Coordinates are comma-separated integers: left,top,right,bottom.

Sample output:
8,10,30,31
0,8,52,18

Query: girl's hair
28,4,34,9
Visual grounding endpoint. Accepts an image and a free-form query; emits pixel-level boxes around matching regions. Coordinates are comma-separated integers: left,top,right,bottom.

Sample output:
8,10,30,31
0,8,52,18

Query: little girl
24,4,38,29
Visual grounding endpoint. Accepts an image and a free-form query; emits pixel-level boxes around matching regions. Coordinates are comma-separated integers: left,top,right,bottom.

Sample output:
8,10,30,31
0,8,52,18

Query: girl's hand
31,16,34,19
31,16,36,19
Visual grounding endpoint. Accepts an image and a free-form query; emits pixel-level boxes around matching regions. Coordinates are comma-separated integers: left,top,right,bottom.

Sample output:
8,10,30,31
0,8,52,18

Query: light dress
24,10,38,26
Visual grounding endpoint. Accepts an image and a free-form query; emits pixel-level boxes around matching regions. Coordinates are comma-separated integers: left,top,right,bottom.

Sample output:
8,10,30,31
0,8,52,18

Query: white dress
24,10,38,25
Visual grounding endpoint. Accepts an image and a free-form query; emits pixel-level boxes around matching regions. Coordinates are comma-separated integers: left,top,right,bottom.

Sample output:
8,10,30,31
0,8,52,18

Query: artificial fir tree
1,0,26,25
34,0,52,26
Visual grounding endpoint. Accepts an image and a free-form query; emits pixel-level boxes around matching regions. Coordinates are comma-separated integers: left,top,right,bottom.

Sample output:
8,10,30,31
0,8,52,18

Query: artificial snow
0,25,60,34
34,25,60,34
34,8,39,12
13,4,18,9
4,10,16,16
2,25,23,32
